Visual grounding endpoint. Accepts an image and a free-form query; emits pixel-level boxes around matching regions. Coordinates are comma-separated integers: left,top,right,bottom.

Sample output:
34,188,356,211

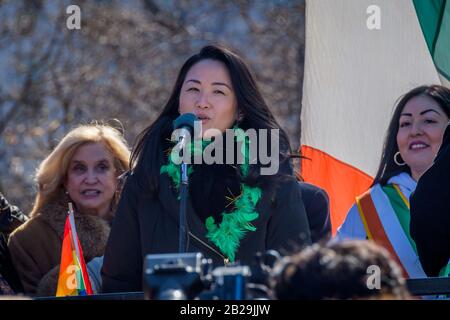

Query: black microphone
172,113,199,253
172,113,201,164
173,113,199,142
172,113,199,163
173,112,198,131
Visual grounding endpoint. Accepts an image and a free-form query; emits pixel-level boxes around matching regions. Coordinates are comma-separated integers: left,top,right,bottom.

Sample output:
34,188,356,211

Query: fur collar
35,191,111,261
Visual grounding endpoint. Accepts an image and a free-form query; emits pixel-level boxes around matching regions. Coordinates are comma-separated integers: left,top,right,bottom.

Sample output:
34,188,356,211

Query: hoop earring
237,111,244,122
394,151,406,166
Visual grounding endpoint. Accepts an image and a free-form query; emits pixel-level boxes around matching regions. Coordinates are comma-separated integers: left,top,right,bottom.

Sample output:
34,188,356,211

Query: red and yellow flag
56,204,93,296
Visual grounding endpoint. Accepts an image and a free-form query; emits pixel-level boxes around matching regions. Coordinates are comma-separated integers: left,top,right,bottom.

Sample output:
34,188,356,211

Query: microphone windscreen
173,113,199,131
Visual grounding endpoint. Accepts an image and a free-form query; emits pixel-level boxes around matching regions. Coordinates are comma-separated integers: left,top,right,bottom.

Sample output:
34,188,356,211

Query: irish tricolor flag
300,0,450,234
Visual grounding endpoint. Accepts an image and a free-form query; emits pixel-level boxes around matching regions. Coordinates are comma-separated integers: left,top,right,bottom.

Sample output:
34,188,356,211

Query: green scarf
160,128,262,262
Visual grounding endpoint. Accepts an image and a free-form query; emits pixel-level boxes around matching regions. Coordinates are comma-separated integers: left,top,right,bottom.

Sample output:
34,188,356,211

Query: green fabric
434,3,450,80
205,183,261,262
439,261,450,277
382,184,418,254
161,128,262,262
413,0,450,81
413,0,445,52
205,131,261,262
160,140,207,190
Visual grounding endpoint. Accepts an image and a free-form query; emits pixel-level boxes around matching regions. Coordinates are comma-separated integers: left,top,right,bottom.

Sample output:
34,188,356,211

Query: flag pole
68,202,83,270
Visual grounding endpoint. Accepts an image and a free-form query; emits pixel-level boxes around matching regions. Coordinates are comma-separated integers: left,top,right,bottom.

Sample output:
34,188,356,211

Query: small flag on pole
56,203,93,296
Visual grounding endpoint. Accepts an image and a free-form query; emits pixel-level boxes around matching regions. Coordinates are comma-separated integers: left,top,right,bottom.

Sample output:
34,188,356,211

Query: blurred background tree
0,0,305,213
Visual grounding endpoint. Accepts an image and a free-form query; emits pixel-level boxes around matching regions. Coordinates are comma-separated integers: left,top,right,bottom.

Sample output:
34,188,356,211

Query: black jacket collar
158,173,211,247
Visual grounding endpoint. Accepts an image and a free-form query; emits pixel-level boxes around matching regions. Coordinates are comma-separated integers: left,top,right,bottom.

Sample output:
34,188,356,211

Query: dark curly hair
272,240,410,299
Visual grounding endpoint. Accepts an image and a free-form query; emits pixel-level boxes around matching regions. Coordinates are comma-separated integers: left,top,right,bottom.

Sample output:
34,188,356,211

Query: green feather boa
160,127,262,262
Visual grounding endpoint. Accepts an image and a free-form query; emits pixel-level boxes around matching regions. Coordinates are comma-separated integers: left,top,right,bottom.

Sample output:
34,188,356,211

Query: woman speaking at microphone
101,45,311,293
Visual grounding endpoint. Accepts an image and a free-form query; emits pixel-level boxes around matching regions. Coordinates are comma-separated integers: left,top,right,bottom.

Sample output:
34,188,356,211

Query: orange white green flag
300,0,448,235
56,203,93,296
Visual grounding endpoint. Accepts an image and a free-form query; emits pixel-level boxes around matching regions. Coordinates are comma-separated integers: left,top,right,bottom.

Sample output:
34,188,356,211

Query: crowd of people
1,44,449,299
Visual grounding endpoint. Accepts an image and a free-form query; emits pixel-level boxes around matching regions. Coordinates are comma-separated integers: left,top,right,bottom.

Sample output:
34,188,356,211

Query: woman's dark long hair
131,44,293,195
372,84,450,186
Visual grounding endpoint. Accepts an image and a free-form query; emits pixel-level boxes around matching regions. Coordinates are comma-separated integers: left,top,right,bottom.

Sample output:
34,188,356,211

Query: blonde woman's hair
31,123,131,217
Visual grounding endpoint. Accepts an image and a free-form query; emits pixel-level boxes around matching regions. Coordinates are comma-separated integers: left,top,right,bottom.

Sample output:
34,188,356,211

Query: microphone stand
172,113,198,253
178,139,189,253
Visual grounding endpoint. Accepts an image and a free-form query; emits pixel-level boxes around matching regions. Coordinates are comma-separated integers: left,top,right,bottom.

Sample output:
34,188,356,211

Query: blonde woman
8,123,130,295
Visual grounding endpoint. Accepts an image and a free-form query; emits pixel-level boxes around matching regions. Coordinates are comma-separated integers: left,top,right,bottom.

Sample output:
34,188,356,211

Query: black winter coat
298,182,331,243
410,124,450,277
0,193,28,294
102,171,312,293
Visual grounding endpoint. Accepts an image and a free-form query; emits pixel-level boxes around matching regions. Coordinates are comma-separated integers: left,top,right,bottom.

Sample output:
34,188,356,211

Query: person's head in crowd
373,85,450,185
272,240,410,300
131,44,293,194
31,123,130,220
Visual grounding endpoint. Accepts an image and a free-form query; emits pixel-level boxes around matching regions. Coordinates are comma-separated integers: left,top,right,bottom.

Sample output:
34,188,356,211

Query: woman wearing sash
101,45,312,293
336,85,450,279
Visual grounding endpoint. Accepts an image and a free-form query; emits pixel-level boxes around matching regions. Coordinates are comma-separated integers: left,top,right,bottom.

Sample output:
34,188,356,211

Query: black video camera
143,251,280,300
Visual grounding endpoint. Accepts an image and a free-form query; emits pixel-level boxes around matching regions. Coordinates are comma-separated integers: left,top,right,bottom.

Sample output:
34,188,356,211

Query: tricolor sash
356,184,426,279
